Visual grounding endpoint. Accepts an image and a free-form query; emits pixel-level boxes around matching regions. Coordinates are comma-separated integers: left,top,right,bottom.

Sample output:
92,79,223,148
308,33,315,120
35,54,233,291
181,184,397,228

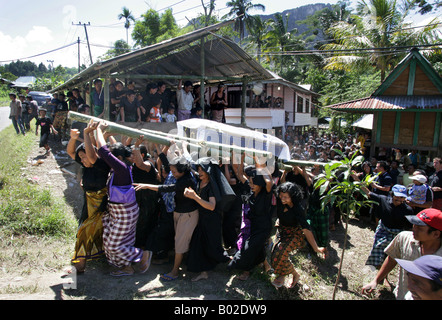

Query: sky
0,0,439,69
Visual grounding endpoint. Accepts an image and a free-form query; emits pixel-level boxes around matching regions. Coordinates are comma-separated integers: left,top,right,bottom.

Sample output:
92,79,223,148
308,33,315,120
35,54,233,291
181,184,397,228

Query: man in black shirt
35,107,57,154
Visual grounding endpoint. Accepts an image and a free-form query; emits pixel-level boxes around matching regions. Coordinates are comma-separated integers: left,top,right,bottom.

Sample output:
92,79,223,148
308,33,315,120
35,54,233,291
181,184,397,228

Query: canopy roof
50,19,274,92
327,95,442,112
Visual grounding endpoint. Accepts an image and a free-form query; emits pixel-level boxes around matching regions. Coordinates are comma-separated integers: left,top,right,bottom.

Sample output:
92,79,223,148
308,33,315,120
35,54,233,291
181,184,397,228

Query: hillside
257,3,332,35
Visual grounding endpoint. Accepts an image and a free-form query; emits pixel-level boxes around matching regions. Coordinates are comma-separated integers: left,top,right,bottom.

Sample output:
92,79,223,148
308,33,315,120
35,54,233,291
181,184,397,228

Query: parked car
28,91,52,106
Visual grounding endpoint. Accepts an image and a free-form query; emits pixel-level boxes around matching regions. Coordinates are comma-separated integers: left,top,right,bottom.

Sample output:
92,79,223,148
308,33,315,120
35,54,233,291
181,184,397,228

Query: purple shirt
97,145,132,186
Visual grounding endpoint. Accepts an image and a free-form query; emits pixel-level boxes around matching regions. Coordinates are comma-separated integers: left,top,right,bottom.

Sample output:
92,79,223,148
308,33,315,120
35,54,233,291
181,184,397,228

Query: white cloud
25,26,53,44
0,31,26,62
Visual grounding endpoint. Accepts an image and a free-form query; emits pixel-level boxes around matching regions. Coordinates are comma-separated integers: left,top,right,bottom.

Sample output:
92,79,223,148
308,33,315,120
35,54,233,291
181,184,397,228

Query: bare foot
238,271,250,281
191,271,208,282
271,275,285,288
73,258,86,273
139,250,152,273
288,272,300,288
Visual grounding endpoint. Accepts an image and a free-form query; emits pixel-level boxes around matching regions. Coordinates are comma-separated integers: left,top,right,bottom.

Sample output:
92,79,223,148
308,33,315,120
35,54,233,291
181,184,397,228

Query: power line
258,43,442,56
0,42,77,63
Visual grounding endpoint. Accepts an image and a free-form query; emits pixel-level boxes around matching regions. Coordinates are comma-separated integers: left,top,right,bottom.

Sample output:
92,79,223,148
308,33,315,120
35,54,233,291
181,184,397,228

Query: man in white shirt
176,80,194,121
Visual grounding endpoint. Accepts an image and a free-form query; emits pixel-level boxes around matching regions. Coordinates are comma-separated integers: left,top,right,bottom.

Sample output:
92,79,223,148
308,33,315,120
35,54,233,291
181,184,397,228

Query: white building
206,72,319,139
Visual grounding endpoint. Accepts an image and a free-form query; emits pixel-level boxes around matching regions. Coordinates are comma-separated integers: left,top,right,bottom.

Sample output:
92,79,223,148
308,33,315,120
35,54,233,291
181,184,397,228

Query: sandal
160,273,178,281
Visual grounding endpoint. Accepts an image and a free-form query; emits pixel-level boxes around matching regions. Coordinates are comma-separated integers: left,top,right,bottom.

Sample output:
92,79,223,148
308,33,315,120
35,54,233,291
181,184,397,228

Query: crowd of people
8,80,442,299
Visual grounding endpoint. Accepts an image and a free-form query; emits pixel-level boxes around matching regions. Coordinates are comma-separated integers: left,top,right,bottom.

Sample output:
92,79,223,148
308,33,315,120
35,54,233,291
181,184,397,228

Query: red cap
406,208,442,231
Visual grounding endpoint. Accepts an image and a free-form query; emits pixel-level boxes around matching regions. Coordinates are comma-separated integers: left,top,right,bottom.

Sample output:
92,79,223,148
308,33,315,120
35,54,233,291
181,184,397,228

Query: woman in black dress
131,136,160,249
227,161,274,281
185,158,232,281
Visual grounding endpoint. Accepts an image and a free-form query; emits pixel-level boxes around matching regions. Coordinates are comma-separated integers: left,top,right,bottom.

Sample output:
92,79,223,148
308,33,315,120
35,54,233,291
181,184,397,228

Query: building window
305,98,310,114
297,96,303,113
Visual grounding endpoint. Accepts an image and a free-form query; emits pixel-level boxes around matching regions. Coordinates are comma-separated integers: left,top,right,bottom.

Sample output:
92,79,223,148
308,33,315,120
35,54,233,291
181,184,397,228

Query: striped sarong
102,201,143,268
365,221,402,267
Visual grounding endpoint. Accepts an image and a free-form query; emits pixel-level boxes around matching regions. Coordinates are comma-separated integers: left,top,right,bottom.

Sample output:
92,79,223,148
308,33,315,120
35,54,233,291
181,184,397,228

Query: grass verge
0,124,77,238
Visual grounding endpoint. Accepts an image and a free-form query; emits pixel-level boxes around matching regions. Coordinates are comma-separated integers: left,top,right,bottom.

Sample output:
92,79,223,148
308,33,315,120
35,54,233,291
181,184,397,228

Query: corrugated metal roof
50,19,274,92
327,95,442,112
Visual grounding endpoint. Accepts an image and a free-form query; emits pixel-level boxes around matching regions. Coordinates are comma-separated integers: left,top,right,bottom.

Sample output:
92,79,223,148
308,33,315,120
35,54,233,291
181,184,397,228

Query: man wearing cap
361,208,442,299
406,173,433,214
396,255,442,300
9,93,25,135
363,184,414,268
430,157,442,210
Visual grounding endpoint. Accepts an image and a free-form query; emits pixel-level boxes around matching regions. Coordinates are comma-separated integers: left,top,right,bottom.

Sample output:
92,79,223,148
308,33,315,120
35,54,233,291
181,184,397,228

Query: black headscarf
194,157,236,212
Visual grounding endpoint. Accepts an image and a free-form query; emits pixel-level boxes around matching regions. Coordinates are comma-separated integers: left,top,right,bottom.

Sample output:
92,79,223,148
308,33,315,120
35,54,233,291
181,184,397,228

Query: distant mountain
257,3,332,35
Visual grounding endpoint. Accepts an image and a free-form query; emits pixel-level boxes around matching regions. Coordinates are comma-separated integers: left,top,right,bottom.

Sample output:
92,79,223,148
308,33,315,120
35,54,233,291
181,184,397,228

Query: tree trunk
332,200,350,300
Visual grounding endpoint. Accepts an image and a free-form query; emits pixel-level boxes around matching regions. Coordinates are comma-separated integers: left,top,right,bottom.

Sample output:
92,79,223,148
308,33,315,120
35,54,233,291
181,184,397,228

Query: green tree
157,9,179,42
244,15,271,64
223,0,265,44
314,149,377,299
322,0,440,81
132,9,161,47
100,40,131,60
132,9,179,47
118,7,136,44
265,13,305,75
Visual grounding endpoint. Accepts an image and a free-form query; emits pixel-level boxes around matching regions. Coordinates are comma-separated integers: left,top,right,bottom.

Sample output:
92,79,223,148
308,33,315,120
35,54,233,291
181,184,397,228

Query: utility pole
47,60,54,73
77,37,81,73
73,22,93,65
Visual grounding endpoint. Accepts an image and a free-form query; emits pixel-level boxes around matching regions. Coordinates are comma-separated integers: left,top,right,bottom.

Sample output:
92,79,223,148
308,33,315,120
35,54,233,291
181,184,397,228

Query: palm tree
265,13,304,74
223,0,265,44
322,0,440,82
244,15,270,64
118,7,136,44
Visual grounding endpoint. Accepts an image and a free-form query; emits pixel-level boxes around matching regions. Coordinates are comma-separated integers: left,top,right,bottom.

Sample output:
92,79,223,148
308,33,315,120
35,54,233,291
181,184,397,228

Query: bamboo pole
67,111,328,167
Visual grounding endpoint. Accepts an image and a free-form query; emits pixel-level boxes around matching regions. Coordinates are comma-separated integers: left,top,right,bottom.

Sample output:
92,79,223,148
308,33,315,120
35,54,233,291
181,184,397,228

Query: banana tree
314,149,377,299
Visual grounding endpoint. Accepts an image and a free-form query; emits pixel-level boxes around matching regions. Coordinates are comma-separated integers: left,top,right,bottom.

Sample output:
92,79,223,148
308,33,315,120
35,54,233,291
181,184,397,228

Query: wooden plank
376,111,383,143
413,111,421,146
398,112,415,145
393,112,402,144
407,59,416,95
434,112,442,147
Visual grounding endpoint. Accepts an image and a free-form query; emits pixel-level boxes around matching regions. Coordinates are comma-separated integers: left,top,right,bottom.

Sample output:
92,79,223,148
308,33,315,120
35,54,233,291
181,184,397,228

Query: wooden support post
103,75,110,120
241,77,248,125
200,36,206,118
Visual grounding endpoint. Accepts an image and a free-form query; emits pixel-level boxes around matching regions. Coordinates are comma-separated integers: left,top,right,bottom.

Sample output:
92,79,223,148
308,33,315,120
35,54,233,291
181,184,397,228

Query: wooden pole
67,111,328,167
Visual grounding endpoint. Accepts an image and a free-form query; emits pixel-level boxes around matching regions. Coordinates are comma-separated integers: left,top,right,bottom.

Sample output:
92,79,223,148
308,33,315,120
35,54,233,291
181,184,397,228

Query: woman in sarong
67,126,110,273
186,158,233,281
52,93,69,140
271,182,327,289
92,121,151,276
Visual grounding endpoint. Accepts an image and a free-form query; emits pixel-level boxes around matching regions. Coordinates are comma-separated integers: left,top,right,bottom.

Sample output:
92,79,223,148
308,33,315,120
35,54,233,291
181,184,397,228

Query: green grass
0,123,77,238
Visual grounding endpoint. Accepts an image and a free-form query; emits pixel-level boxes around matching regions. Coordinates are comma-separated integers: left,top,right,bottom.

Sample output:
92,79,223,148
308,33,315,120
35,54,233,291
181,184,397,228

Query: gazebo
50,19,274,130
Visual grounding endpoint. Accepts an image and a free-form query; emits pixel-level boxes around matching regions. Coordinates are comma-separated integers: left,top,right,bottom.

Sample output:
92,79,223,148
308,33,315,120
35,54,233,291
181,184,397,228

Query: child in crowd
406,174,430,210
149,97,163,123
35,107,58,154
162,106,177,123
